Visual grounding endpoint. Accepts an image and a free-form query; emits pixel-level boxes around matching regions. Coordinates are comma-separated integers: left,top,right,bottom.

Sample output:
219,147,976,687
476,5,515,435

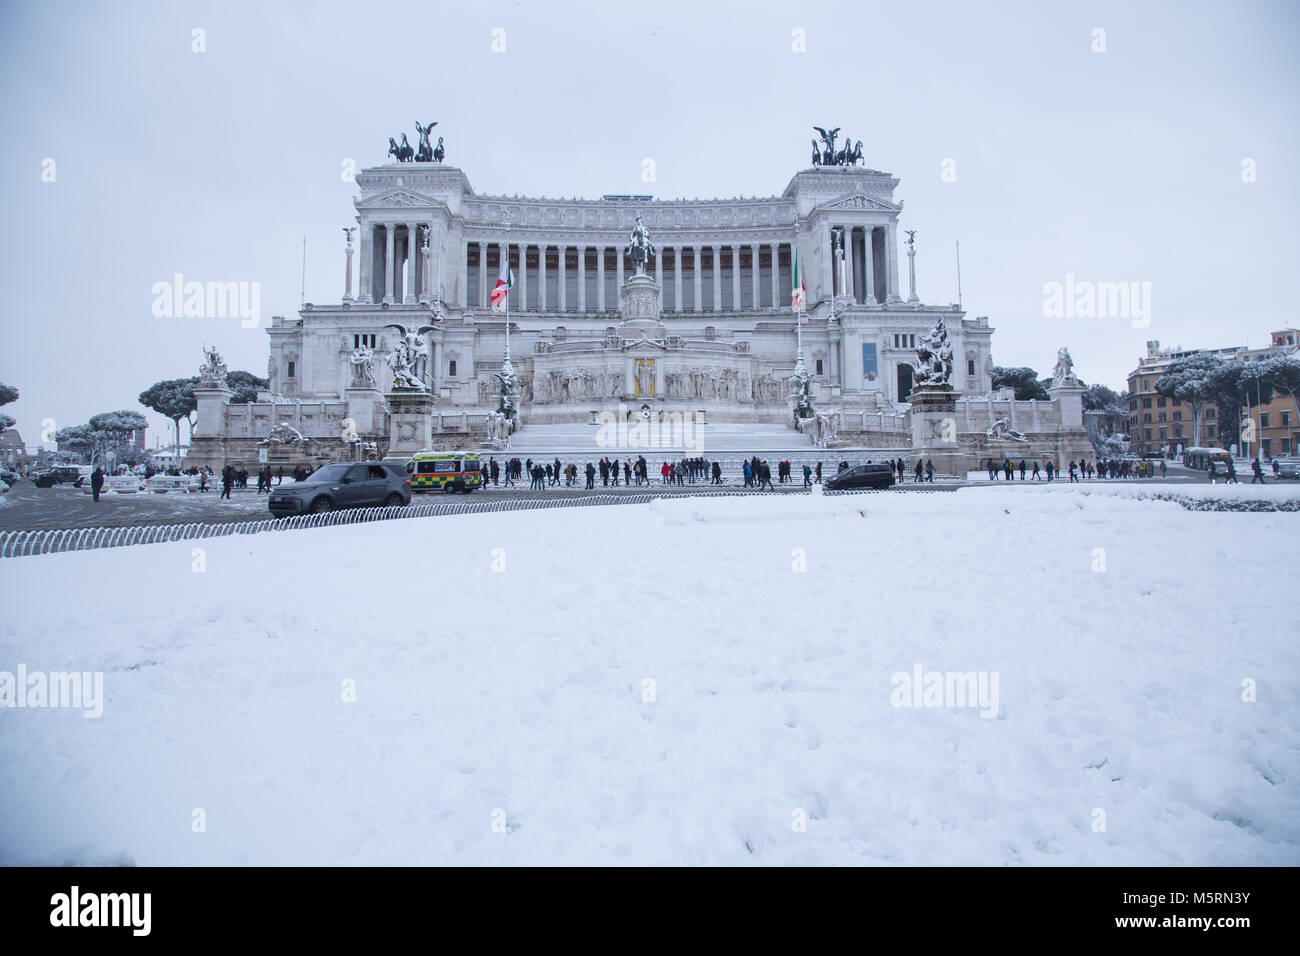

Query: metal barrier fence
0,487,929,559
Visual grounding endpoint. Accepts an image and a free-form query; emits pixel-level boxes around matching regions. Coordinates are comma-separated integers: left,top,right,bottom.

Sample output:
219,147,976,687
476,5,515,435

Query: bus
1182,447,1231,472
404,451,483,494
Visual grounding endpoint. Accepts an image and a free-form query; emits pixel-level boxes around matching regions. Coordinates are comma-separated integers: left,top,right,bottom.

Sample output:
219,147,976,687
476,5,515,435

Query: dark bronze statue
415,121,437,162
388,136,414,162
811,127,864,167
433,136,445,163
813,126,840,166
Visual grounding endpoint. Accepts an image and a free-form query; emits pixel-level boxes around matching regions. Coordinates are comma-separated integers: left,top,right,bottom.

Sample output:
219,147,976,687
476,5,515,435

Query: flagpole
503,212,511,366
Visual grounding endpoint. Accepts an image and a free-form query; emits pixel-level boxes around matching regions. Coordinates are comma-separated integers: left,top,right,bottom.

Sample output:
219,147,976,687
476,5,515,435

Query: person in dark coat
1019,460,1026,480
220,464,233,499
925,460,935,482
915,459,924,482
90,466,105,502
585,462,596,489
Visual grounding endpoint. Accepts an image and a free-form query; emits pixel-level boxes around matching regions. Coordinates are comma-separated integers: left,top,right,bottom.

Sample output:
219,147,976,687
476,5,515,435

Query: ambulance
404,451,484,494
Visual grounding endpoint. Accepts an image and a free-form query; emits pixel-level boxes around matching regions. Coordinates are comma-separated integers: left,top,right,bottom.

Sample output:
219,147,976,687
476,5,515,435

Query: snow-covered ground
1,485,1296,865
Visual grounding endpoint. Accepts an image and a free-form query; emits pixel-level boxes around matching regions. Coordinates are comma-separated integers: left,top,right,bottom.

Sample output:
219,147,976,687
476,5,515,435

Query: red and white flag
791,248,806,312
490,252,514,311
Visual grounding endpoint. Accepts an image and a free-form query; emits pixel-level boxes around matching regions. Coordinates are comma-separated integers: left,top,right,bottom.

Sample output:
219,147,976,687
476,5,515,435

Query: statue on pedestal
914,317,955,389
199,345,228,386
384,323,435,390
349,347,377,387
626,215,655,276
1052,347,1079,386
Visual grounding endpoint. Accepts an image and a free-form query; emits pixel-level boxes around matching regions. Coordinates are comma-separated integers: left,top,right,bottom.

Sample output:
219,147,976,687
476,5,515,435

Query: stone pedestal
193,383,232,437
908,387,963,475
1047,380,1093,465
345,386,385,439
387,390,433,457
619,272,663,336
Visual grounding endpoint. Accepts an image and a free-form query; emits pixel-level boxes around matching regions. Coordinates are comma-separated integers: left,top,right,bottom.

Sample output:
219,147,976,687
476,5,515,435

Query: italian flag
490,251,514,311
791,247,806,312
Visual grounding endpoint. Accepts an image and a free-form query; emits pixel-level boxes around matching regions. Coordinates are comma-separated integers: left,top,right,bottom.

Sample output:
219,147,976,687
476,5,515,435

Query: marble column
512,243,522,310
864,228,877,305
558,245,567,311
712,244,722,312
578,246,586,311
730,246,741,311
692,247,702,312
819,226,832,306
343,233,354,301
597,246,606,311
842,228,854,302
458,235,468,309
432,338,442,392
404,223,417,304
357,225,372,303
383,224,395,304
886,222,900,302
480,242,491,310
673,247,683,312
616,242,624,289
770,243,780,309
538,243,547,312
751,243,761,311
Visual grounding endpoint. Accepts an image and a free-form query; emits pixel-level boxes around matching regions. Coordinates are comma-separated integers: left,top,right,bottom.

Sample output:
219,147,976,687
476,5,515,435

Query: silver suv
269,462,411,516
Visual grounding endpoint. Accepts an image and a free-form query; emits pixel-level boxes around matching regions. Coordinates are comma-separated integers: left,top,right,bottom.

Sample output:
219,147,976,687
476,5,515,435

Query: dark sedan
824,463,896,491
268,461,411,516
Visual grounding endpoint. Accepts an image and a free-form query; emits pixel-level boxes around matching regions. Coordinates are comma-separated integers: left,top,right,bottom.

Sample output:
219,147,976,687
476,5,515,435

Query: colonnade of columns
458,240,794,313
827,223,894,305
354,223,434,305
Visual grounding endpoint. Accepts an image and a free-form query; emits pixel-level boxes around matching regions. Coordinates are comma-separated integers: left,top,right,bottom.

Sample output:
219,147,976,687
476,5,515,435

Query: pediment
356,189,441,210
819,191,900,212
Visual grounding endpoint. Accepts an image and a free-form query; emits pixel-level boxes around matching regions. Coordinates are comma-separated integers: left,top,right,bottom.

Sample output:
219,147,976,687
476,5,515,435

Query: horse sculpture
387,137,414,163
433,136,445,163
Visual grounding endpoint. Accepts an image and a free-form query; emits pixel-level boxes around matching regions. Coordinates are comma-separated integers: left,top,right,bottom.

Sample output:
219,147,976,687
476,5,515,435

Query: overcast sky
2,0,1297,448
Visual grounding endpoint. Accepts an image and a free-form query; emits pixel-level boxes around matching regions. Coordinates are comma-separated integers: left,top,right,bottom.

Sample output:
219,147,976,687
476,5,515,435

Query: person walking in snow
1252,458,1266,483
925,460,934,482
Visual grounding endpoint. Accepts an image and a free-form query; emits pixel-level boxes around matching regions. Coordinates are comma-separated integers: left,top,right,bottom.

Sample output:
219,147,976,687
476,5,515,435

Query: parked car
268,461,411,516
824,463,896,491
33,466,84,488
1275,458,1300,479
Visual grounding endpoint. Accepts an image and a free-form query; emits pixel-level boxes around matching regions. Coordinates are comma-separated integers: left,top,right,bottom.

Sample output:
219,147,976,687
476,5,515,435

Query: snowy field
1,484,1297,865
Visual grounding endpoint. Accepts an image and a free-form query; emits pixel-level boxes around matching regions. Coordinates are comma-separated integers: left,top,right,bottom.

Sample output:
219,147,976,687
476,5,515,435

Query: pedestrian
1252,458,1266,484
915,459,924,482
803,464,812,487
925,460,934,482
1068,460,1079,483
1019,460,1026,481
586,462,596,489
988,459,997,481
1226,459,1238,484
760,461,774,490
220,464,233,499
1160,459,1167,478
90,466,105,502
815,462,822,484
1031,461,1041,480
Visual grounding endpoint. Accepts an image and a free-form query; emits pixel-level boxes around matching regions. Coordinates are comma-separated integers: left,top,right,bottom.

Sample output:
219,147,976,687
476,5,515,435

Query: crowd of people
982,456,1169,483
